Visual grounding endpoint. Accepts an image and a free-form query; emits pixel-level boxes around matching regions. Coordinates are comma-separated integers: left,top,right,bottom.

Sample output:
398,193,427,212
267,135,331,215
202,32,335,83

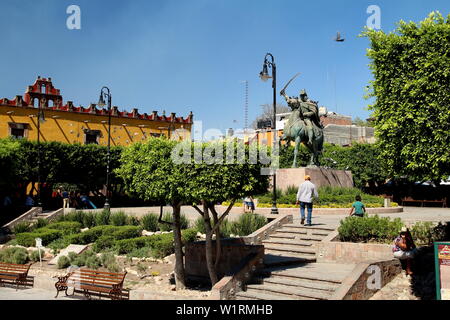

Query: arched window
41,84,46,94
48,100,54,107
34,98,40,107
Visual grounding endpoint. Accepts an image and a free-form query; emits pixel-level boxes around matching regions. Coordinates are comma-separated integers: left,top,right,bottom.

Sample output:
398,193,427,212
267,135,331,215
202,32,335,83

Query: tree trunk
203,202,218,285
209,204,222,270
172,203,186,289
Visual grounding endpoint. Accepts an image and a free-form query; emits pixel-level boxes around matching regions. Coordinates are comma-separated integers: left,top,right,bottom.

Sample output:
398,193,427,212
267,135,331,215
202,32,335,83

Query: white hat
400,226,408,233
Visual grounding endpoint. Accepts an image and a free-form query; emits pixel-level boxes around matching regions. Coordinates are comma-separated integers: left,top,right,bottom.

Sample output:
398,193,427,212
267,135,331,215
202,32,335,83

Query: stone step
264,244,316,255
262,238,313,246
236,288,318,300
264,250,316,263
272,232,325,241
246,283,330,300
269,234,296,240
263,254,314,267
284,224,336,232
259,263,355,284
261,276,340,292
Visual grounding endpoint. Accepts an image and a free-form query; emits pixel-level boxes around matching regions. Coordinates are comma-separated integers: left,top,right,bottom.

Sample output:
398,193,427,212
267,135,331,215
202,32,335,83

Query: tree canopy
363,12,450,182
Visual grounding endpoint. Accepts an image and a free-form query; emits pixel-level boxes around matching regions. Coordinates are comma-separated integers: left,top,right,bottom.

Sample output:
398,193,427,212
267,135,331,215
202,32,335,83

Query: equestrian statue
280,74,324,168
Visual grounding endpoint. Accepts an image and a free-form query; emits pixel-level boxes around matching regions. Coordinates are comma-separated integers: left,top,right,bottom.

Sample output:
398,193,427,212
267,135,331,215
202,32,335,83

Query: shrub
30,249,45,262
71,250,96,267
410,221,450,246
100,252,116,267
127,247,152,258
114,237,148,255
82,212,96,228
180,213,190,230
149,238,175,259
158,212,189,231
69,225,120,245
159,212,174,232
92,236,115,252
60,211,84,224
85,255,101,269
182,228,199,243
67,251,78,262
36,218,49,229
15,230,62,247
0,247,30,264
13,222,32,234
57,255,71,269
107,263,120,272
110,226,142,240
141,213,159,232
47,238,68,253
43,221,82,235
193,217,206,234
338,215,404,243
95,209,111,226
126,216,140,226
110,211,128,226
229,214,267,236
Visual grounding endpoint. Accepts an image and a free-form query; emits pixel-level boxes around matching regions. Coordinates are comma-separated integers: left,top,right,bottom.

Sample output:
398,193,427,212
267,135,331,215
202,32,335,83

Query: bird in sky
334,32,345,42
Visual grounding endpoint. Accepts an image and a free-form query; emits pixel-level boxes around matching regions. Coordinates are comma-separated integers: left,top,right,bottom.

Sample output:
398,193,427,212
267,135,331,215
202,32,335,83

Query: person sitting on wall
392,227,417,276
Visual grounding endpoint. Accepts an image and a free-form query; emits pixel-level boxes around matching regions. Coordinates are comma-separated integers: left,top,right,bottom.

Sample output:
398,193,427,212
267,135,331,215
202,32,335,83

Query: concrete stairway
29,211,53,223
235,222,355,300
262,223,335,266
236,262,355,300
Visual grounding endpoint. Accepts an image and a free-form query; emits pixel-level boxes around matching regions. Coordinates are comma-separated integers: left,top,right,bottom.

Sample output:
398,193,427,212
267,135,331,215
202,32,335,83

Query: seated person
349,195,366,217
243,196,255,213
392,227,417,275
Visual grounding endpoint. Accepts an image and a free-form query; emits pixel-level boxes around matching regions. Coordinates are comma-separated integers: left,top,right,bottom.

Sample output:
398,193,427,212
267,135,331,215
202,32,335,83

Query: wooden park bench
54,268,129,300
0,262,33,290
401,196,447,208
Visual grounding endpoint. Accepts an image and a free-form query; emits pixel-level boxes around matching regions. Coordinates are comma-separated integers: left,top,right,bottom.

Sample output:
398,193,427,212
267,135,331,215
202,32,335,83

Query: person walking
295,175,318,226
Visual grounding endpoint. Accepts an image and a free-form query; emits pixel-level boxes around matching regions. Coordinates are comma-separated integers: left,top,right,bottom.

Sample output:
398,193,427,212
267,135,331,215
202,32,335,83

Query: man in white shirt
295,175,318,226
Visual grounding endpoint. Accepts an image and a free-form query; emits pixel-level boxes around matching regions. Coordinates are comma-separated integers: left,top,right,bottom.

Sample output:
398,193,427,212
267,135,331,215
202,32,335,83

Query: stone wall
331,259,402,300
275,167,353,192
185,238,264,282
316,235,394,264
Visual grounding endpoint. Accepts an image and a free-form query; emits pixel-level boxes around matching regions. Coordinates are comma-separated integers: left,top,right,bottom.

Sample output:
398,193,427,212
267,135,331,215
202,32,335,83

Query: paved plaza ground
1,206,449,300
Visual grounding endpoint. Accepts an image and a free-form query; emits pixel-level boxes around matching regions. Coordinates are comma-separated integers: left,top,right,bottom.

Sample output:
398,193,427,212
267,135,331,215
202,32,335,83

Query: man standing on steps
295,175,318,226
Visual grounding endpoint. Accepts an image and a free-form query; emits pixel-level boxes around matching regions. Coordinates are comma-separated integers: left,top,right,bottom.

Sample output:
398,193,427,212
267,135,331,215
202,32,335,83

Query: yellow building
0,77,193,146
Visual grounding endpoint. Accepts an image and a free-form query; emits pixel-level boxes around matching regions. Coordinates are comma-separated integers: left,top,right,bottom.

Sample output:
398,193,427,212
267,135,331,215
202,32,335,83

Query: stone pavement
0,287,86,300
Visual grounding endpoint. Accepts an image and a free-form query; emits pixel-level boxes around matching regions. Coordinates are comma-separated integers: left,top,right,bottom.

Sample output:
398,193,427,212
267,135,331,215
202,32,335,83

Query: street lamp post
98,87,112,212
36,100,45,208
259,53,279,215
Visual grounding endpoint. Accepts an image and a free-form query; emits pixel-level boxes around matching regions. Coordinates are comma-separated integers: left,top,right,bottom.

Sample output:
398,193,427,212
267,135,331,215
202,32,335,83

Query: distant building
0,77,193,145
254,107,375,146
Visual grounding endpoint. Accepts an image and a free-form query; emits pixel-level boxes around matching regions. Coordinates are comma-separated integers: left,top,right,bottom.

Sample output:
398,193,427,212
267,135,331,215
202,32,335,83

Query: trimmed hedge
338,215,404,243
114,228,197,257
15,229,62,247
40,221,82,235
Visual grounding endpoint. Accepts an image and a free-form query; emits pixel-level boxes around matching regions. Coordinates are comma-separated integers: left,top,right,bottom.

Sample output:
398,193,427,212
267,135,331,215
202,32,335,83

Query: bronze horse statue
281,108,324,168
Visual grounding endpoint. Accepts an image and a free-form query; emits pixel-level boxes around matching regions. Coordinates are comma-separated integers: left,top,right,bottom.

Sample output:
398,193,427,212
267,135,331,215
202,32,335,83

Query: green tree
362,12,450,182
321,143,388,189
115,138,189,289
116,139,269,286
187,141,268,285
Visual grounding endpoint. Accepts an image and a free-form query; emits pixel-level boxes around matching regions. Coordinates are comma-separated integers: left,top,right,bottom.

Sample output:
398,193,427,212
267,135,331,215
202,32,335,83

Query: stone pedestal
274,167,353,191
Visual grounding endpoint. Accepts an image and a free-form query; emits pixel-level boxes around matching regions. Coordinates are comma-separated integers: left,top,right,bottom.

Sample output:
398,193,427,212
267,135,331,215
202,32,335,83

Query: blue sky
1,0,450,135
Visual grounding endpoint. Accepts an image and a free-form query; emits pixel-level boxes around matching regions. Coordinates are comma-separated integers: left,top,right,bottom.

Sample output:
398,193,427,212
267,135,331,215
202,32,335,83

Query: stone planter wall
316,232,394,264
331,259,402,300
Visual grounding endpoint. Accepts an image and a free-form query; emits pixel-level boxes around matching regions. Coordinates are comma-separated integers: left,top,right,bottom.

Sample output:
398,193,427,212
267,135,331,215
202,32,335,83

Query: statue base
274,167,353,192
